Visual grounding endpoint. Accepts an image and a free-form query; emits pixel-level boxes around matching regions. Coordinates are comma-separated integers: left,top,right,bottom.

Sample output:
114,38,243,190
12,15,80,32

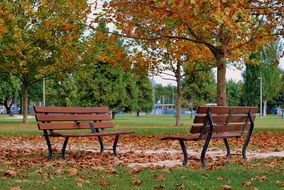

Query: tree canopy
103,0,284,105
0,1,90,122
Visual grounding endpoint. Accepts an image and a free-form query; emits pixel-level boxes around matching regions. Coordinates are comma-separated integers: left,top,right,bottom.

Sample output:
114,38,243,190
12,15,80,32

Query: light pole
43,78,46,106
258,77,262,118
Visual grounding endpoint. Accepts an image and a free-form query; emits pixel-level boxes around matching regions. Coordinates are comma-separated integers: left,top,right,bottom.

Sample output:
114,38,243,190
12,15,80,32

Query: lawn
0,114,283,190
0,114,283,135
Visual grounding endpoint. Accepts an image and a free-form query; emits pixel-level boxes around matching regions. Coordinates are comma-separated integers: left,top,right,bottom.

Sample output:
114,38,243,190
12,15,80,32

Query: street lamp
43,78,46,106
257,77,263,118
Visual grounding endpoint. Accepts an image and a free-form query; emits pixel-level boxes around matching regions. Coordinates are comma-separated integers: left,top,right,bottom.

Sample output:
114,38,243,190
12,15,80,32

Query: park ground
0,114,283,190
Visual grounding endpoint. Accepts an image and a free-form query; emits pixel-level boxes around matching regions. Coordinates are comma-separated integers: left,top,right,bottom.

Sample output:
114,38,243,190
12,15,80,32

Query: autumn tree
76,22,153,118
0,1,89,123
142,37,213,125
104,0,284,106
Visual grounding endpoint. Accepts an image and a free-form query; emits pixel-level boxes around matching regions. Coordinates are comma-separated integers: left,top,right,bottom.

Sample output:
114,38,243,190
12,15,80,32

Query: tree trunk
175,86,181,126
216,57,227,106
136,111,140,117
112,111,116,119
22,83,29,123
175,61,182,126
4,97,13,115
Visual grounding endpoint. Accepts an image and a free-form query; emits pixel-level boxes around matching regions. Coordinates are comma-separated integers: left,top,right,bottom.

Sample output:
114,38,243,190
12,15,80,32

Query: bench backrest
34,106,113,130
190,106,258,134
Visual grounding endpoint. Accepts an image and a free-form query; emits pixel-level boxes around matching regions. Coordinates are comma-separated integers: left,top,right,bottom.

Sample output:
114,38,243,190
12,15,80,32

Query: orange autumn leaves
105,0,282,62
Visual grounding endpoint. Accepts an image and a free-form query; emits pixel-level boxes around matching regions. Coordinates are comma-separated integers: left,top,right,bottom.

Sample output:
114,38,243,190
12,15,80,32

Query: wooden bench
161,106,258,168
34,106,134,159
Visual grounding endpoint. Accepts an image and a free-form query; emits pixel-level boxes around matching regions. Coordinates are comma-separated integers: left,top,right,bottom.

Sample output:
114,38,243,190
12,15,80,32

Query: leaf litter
0,133,283,172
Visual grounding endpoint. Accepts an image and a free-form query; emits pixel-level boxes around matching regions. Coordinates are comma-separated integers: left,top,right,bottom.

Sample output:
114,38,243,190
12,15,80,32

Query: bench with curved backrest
161,106,258,168
34,106,134,159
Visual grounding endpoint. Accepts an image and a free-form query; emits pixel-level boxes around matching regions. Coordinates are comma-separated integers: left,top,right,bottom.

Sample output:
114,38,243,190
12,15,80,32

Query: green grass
0,114,283,189
0,114,283,136
0,158,283,190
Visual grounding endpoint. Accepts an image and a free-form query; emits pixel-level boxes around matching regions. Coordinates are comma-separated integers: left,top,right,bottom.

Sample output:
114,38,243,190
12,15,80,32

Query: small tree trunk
136,111,140,117
175,61,182,126
112,111,116,119
4,97,13,115
22,82,29,123
216,57,227,106
175,87,181,126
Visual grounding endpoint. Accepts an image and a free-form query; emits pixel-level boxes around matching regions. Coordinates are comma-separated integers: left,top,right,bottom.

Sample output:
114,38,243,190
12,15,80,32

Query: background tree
76,63,126,118
226,80,242,106
242,64,260,106
45,76,78,107
242,42,282,114
104,0,283,106
182,65,216,113
0,1,89,123
0,75,20,114
271,73,284,109
128,36,214,125
135,76,154,117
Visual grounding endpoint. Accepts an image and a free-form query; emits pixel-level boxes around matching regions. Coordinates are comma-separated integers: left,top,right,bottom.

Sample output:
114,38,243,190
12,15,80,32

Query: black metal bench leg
44,135,52,159
223,138,231,158
179,140,189,166
242,134,252,159
113,135,120,156
98,136,104,153
61,137,69,159
242,112,255,159
201,133,212,168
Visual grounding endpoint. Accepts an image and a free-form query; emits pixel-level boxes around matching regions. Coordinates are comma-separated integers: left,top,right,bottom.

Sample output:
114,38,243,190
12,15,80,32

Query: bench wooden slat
161,132,241,141
193,115,250,124
197,106,258,114
50,131,134,137
38,122,113,130
36,114,112,122
190,124,247,133
34,106,109,114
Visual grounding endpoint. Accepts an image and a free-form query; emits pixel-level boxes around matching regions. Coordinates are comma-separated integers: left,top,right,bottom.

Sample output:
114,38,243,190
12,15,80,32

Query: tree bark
175,61,182,126
136,111,140,117
112,111,116,119
216,57,227,106
4,97,13,115
175,85,181,126
22,82,29,123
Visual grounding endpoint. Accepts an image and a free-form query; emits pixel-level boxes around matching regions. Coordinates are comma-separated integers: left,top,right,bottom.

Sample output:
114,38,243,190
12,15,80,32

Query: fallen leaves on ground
221,184,232,190
4,170,17,177
131,178,142,186
0,132,283,173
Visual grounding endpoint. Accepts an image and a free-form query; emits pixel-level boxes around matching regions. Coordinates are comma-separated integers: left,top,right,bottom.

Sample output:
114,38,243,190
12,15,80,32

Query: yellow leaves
0,19,7,35
128,166,143,174
67,167,79,176
4,170,17,177
131,178,142,186
221,185,232,190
